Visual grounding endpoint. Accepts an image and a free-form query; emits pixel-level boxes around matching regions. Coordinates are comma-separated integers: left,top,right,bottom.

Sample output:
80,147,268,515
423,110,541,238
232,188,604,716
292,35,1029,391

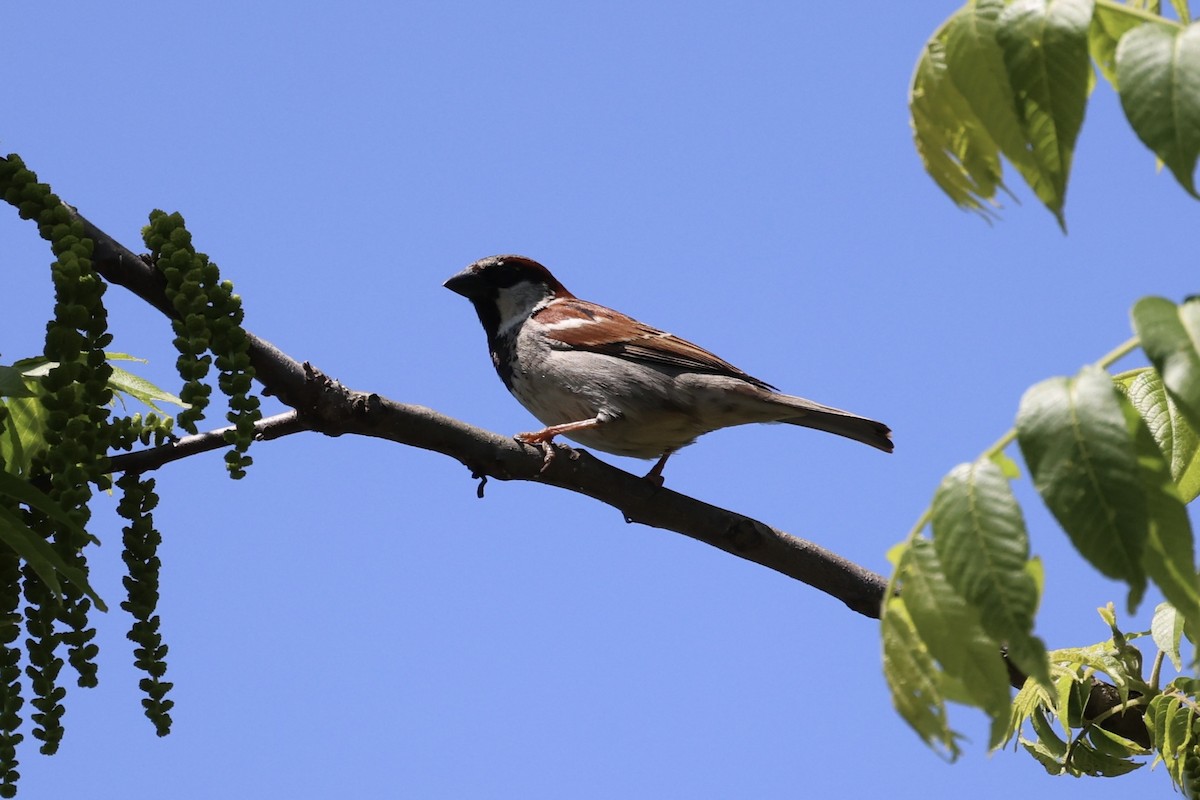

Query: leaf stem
1149,649,1165,692
1169,0,1191,25
1062,726,1085,774
982,428,1018,462
902,333,1142,540
1095,0,1185,26
1087,693,1149,728
1093,335,1141,371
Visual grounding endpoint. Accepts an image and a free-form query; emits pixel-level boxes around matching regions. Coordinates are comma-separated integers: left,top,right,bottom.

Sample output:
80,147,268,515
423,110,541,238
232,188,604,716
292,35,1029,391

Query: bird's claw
642,472,665,489
641,450,673,487
516,432,558,474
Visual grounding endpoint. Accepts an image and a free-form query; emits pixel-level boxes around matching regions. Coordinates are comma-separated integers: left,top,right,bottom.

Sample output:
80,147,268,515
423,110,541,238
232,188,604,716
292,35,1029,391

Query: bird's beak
443,268,484,299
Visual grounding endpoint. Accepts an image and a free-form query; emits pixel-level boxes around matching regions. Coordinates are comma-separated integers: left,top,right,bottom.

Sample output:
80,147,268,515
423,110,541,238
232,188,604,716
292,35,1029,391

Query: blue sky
2,2,1198,798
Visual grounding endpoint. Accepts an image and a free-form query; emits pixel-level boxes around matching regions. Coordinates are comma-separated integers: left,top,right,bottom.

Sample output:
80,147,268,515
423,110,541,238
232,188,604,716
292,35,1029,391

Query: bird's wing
535,298,777,390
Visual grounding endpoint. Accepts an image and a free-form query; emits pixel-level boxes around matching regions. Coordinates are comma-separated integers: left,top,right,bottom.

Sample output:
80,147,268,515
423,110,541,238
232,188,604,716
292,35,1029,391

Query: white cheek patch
496,284,552,336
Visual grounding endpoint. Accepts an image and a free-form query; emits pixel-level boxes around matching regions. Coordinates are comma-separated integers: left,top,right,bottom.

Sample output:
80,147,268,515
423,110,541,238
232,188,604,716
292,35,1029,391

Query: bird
444,255,892,482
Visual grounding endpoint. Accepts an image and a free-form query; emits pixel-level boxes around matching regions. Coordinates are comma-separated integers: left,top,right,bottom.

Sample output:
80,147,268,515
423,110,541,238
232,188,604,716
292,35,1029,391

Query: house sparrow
445,255,892,481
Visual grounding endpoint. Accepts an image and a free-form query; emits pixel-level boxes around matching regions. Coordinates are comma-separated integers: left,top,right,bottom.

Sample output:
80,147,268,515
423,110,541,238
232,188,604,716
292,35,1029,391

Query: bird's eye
492,264,523,289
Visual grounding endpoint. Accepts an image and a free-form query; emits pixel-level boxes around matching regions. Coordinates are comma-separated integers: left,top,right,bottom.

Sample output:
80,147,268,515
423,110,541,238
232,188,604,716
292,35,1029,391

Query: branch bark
72,206,889,617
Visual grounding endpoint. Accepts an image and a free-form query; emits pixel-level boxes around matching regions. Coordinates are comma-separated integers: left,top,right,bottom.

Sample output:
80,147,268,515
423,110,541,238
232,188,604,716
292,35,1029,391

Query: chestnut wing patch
536,299,776,390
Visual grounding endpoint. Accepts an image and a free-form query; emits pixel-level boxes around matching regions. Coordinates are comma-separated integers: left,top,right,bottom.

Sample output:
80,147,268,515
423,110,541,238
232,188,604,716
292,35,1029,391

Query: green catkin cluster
20,515,64,755
141,210,261,478
0,524,22,797
0,369,21,793
115,474,172,736
108,413,175,452
0,153,259,795
1,155,113,763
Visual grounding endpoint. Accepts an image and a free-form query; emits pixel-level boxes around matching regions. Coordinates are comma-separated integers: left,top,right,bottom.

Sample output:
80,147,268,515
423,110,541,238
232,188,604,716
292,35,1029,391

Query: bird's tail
769,391,893,453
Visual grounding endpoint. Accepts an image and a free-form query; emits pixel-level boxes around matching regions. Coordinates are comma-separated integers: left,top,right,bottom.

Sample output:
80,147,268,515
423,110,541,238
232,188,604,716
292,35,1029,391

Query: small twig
1087,694,1150,730
1083,678,1154,748
108,411,310,474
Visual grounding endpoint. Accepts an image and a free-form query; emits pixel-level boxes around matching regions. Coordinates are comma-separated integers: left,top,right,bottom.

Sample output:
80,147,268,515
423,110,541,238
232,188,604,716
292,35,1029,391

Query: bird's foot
516,431,560,474
641,450,674,487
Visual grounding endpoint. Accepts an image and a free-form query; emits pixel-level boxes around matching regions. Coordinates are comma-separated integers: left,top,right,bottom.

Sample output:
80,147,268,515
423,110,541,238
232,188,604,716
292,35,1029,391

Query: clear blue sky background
2,2,1197,798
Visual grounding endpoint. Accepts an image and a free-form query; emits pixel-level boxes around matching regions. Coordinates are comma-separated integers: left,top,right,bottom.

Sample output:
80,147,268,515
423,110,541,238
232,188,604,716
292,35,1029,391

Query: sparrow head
445,255,573,339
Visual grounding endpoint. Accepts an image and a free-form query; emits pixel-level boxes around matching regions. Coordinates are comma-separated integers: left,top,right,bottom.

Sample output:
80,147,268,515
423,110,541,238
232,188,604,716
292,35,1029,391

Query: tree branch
57,193,1148,749
305,366,891,616
70,211,312,409
66,204,888,617
108,411,311,474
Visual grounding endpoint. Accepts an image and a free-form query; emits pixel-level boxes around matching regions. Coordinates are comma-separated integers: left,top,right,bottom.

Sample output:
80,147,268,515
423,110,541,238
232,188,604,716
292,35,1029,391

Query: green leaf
0,359,52,475
899,538,1012,747
1152,601,1185,671
1055,667,1088,728
989,448,1023,478
0,395,50,477
0,471,95,546
1032,710,1070,762
1116,21,1200,197
0,471,107,610
0,472,107,610
1164,695,1195,772
1022,676,1145,777
1097,599,1119,632
1021,736,1068,774
12,356,53,379
882,596,962,759
1129,398,1200,647
1121,367,1200,502
1146,692,1191,785
1007,675,1054,747
931,459,1050,688
945,0,1027,152
1066,737,1146,776
103,352,148,363
0,502,105,612
0,365,36,399
996,0,1095,227
910,32,1005,216
1089,3,1154,89
107,364,186,413
2,352,182,477
1132,297,1200,431
1017,367,1148,610
942,0,1047,204
1050,640,1140,704
1088,724,1150,759
945,0,1078,220
1169,0,1190,25
1025,555,1045,601
0,505,61,598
